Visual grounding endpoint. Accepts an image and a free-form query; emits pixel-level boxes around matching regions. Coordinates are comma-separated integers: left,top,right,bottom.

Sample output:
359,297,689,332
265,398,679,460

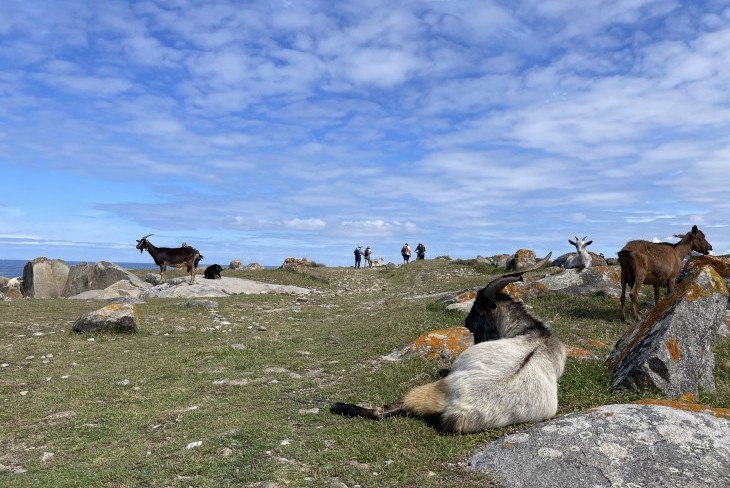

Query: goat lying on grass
618,225,712,322
136,234,203,285
331,253,567,433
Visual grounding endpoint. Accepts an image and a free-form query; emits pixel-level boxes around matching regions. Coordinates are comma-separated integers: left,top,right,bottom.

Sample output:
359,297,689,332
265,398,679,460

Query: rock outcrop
469,404,730,488
140,276,310,298
609,265,727,399
21,257,69,298
65,261,147,297
72,303,139,333
506,249,536,271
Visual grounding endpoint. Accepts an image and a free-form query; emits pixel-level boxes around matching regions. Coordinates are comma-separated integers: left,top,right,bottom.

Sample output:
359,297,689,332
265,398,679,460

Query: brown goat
618,225,712,321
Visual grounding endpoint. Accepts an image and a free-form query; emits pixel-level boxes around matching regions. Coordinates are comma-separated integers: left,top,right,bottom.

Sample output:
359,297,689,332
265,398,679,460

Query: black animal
204,264,223,279
135,234,203,284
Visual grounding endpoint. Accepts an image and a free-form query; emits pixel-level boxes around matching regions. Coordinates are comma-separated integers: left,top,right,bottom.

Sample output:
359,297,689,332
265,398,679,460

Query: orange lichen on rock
665,338,680,362
456,290,476,302
684,255,730,277
587,339,609,349
634,398,730,420
566,345,595,359
400,327,473,361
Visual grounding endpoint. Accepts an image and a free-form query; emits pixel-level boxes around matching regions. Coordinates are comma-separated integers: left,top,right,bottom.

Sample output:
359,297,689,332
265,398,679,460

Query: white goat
331,253,567,433
564,236,593,270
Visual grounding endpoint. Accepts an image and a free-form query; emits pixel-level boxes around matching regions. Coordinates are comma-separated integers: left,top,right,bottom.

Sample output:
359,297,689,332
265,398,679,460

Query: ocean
0,259,159,278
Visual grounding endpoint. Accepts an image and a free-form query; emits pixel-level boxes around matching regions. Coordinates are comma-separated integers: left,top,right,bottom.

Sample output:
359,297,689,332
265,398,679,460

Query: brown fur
618,225,712,321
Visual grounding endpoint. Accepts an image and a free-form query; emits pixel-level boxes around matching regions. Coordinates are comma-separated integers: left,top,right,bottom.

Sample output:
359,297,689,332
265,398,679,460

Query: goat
204,264,223,279
618,225,712,322
564,236,593,270
135,234,203,285
331,253,567,433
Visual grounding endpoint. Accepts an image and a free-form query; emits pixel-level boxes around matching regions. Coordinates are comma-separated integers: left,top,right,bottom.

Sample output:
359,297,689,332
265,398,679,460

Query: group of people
353,242,426,268
353,245,373,269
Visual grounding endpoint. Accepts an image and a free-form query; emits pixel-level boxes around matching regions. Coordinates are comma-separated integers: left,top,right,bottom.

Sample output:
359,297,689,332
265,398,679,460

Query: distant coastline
0,259,278,278
0,259,159,278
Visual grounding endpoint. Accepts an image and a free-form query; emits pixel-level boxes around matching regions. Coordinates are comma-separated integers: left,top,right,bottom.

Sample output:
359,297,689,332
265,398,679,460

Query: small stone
231,344,246,351
186,441,203,449
257,325,267,331
116,379,130,386
299,407,320,415
40,452,54,463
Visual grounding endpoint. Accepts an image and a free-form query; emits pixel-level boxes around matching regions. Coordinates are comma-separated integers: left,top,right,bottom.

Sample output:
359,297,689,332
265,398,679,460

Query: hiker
401,243,411,264
354,245,363,269
363,246,373,268
415,242,426,260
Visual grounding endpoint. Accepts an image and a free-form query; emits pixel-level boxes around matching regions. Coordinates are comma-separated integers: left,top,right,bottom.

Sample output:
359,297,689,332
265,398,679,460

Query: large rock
72,303,139,333
21,257,70,298
506,249,536,271
281,257,308,272
68,279,151,300
65,261,148,297
513,265,622,300
469,403,730,488
383,327,473,361
609,265,727,399
229,259,242,270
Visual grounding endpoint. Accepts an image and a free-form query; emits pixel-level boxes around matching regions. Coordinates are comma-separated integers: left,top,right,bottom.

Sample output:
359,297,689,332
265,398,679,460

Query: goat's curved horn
482,252,552,297
582,236,587,241
137,234,153,241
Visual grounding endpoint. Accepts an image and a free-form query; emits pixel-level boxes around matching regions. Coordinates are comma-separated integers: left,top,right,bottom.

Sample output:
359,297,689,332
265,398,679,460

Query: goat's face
568,236,592,252
689,225,712,255
465,290,512,343
465,252,553,343
135,234,153,253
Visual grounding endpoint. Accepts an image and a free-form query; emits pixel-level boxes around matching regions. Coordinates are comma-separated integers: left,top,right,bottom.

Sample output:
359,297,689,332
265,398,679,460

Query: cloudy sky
1,0,729,267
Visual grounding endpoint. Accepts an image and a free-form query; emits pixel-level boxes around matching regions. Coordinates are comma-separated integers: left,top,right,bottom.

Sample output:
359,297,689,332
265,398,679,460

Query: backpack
354,248,361,257
417,244,425,254
363,248,371,257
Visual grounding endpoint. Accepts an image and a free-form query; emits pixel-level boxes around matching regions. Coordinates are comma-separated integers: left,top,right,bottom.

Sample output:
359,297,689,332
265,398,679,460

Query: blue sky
1,0,729,267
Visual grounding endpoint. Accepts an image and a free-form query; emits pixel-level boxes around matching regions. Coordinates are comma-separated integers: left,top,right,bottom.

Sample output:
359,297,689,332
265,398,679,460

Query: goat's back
441,334,566,432
619,240,683,286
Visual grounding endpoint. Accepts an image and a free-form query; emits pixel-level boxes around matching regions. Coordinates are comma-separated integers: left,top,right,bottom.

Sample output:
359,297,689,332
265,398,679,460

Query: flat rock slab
469,404,730,488
139,276,310,298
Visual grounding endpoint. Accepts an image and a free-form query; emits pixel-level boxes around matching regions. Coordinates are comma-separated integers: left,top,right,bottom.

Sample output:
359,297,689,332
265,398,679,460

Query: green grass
1,259,728,487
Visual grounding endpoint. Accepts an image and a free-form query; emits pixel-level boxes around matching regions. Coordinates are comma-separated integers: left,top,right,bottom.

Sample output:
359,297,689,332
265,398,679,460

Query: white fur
442,335,566,433
6,278,20,289
564,238,592,270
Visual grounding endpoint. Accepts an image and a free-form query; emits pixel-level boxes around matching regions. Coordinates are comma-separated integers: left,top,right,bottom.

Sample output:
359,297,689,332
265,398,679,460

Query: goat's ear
692,225,698,233
585,240,592,246
568,239,576,246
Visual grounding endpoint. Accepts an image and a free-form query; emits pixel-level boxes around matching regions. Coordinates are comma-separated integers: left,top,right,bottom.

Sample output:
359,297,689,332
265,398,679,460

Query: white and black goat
564,236,593,270
331,253,567,433
135,234,203,284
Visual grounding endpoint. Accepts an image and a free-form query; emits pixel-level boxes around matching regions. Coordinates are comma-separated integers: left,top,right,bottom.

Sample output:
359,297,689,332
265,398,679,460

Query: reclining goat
331,253,567,433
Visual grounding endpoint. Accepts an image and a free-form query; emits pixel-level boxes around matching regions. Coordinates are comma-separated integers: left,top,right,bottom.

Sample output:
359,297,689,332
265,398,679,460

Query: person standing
401,242,411,264
363,246,373,268
354,245,363,269
415,242,426,260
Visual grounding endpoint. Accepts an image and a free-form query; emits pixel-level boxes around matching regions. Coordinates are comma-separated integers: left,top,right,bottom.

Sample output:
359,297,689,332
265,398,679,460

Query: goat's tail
331,379,447,421
617,249,635,287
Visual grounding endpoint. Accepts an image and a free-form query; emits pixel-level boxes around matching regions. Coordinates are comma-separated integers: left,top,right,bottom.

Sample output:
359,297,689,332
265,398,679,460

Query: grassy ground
0,258,728,487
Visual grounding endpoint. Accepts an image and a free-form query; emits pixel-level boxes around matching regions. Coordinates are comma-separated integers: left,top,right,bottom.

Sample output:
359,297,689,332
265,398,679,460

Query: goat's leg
620,279,628,322
629,276,643,322
652,284,661,306
331,380,446,421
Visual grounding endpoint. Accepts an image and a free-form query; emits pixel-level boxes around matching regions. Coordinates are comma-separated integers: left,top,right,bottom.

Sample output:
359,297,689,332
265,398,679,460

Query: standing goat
564,236,593,270
135,234,203,285
331,253,567,433
618,225,712,322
